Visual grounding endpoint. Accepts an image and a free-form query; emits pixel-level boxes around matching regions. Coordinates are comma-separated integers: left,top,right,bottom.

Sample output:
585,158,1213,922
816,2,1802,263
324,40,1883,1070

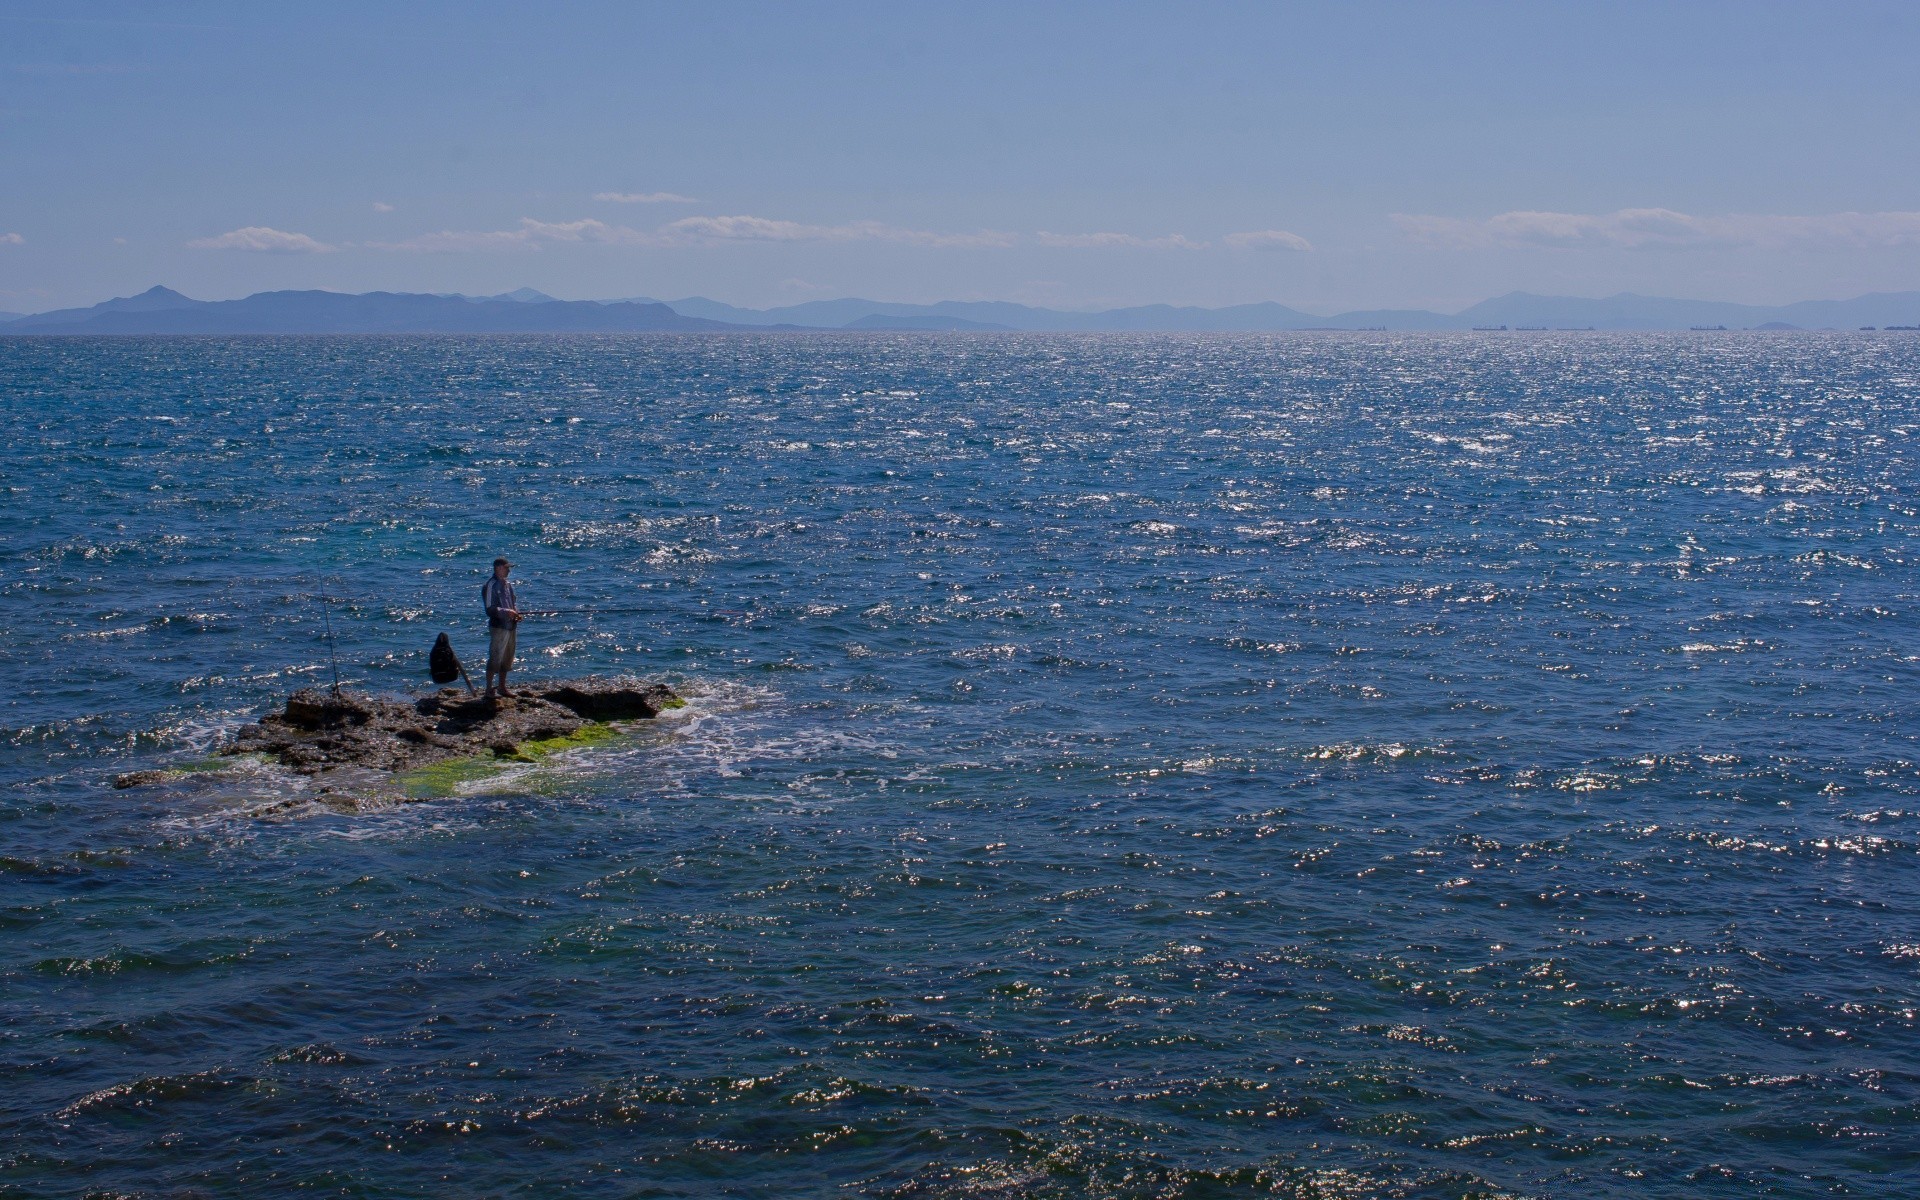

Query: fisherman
481,556,522,699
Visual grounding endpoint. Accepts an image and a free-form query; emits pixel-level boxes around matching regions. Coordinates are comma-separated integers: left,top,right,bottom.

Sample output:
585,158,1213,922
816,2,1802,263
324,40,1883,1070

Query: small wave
1805,834,1906,856
1301,742,1444,762
35,943,250,977
269,1042,369,1066
55,1070,237,1118
1556,772,1619,792
61,621,155,642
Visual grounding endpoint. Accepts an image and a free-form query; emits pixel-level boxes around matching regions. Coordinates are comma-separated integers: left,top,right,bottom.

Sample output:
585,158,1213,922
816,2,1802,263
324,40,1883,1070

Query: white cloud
372,201,395,212
0,232,22,245
662,215,1015,247
1394,208,1920,251
187,226,336,253
372,213,1015,252
594,191,699,204
371,217,660,253
1034,231,1207,249
661,214,852,242
1223,229,1313,252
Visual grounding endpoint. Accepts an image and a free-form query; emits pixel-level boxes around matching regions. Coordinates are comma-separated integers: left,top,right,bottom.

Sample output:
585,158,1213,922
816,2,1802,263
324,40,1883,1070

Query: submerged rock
210,677,680,779
112,768,177,790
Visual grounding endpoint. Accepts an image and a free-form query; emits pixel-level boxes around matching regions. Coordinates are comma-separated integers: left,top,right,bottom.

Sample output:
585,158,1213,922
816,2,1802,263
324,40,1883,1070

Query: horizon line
8,281,1920,321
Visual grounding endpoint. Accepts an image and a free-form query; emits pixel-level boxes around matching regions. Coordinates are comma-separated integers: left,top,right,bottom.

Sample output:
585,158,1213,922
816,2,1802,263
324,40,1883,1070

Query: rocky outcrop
186,677,678,781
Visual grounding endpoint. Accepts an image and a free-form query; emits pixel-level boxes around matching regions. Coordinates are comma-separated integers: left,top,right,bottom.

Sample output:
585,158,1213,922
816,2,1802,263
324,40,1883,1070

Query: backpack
429,632,462,685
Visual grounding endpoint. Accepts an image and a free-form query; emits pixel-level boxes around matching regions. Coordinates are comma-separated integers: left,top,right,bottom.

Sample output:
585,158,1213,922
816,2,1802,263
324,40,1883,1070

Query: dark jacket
482,576,517,629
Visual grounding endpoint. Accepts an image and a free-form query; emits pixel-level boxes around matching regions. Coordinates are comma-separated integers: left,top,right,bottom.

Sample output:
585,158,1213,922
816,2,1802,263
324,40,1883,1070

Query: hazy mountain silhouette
655,296,1327,330
6,285,203,330
643,291,1920,331
1,287,721,334
841,313,1014,331
6,286,1919,334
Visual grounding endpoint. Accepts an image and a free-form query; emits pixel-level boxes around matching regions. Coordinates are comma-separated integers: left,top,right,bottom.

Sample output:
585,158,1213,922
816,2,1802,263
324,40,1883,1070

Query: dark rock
114,769,175,790
204,676,680,780
535,681,677,721
283,690,369,729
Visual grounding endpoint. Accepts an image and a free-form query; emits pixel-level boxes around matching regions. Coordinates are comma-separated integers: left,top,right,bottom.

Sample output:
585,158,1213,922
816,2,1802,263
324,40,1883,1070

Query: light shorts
487,625,517,675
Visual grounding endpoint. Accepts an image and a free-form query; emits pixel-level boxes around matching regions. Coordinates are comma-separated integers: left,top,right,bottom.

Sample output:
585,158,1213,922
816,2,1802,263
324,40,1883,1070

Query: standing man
482,556,521,699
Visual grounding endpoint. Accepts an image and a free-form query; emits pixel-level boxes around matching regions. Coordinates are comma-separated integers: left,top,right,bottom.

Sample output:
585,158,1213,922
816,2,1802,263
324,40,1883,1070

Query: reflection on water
3,333,1917,1197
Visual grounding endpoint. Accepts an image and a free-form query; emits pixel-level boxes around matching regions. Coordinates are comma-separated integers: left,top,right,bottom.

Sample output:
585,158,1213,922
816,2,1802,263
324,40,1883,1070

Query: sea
2,333,1916,1198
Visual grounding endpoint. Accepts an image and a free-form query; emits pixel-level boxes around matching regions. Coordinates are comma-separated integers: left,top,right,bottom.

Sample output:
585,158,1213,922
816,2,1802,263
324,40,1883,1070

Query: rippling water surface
3,334,1917,1198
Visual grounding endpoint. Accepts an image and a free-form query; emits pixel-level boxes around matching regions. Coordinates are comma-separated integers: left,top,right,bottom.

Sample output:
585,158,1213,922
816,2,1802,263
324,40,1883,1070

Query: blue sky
3,0,1918,312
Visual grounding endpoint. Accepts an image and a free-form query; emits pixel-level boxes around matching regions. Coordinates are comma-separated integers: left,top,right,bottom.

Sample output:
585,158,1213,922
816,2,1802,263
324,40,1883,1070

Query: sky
3,0,1919,314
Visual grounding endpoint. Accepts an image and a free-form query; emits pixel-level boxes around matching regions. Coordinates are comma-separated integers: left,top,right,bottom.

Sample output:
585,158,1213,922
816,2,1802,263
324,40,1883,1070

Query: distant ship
1515,325,1547,331
1472,324,1507,331
1888,324,1920,331
1690,325,1727,331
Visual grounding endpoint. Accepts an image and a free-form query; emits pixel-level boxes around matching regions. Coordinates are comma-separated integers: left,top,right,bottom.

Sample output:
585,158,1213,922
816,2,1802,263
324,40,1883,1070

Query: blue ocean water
2,333,1917,1198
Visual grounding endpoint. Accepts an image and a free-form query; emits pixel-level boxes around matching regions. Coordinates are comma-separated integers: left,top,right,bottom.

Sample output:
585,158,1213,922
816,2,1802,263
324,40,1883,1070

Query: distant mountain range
4,285,1918,335
647,291,1920,331
0,286,719,334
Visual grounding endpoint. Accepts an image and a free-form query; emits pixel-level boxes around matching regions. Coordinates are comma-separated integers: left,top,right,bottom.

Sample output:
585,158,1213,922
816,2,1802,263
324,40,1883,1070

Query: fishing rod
317,581,343,697
291,598,743,618
519,606,752,617
516,606,662,616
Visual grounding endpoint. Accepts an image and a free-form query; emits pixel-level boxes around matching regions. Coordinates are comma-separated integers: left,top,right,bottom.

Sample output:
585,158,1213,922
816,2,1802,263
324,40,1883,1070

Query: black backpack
429,632,462,685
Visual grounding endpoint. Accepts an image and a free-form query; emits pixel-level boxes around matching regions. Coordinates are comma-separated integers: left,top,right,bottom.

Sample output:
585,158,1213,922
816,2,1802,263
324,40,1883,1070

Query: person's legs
496,626,517,696
486,626,511,697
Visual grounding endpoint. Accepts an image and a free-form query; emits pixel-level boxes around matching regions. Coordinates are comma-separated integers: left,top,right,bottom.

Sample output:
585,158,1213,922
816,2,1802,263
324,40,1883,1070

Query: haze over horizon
4,0,1919,314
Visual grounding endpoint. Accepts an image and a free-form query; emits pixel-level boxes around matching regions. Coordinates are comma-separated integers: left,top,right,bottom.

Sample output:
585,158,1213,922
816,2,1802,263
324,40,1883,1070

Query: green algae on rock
122,677,683,791
111,753,269,791
393,721,628,797
501,720,624,761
